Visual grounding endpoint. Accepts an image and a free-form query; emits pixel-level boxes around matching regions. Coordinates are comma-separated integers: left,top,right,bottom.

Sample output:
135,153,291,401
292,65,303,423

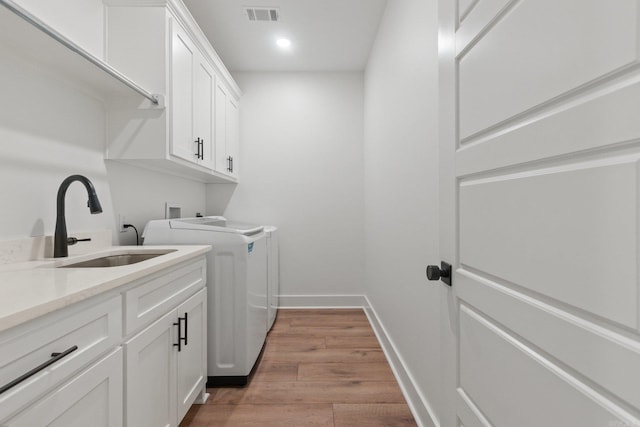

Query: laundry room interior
2,0,639,426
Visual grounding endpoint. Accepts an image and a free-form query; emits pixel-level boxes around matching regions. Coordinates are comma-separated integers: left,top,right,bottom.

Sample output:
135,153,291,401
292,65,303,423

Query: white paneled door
438,0,640,426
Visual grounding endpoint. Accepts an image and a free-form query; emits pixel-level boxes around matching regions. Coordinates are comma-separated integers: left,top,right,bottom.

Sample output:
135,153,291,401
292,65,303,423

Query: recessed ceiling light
276,38,291,49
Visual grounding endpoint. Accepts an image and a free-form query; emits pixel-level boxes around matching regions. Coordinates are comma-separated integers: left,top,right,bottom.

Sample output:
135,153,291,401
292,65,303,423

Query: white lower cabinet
125,288,207,427
0,256,208,427
5,348,123,427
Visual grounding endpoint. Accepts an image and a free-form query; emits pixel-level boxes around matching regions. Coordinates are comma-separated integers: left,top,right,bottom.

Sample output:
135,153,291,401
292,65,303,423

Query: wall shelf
0,0,163,106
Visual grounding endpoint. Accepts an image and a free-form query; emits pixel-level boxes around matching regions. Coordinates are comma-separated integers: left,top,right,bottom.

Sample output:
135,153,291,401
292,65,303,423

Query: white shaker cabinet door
175,289,207,422
125,310,177,427
170,19,196,165
214,81,228,173
194,56,215,170
225,97,239,178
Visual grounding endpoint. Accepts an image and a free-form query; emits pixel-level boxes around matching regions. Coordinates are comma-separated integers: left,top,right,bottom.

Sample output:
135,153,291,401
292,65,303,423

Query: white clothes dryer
142,216,267,386
265,226,279,331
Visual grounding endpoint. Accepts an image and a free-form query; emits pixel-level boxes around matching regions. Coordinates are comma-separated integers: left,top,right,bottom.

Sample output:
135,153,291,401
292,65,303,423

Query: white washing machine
142,216,267,386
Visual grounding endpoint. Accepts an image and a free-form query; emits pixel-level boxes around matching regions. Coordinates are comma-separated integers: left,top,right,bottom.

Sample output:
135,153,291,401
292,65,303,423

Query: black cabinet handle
199,140,204,160
194,138,201,159
183,312,188,346
0,345,78,395
173,318,182,352
174,314,188,351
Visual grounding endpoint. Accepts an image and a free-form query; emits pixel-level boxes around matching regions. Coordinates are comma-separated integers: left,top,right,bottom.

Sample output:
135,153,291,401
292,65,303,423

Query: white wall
363,0,441,424
0,43,206,247
14,0,105,59
106,161,207,245
208,72,365,302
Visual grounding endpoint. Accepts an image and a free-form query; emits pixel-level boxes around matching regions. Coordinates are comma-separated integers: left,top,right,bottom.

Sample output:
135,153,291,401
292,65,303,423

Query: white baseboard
277,294,366,308
363,296,438,427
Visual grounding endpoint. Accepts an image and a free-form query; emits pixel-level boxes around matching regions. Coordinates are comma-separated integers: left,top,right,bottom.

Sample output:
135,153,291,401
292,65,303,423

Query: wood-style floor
180,309,418,427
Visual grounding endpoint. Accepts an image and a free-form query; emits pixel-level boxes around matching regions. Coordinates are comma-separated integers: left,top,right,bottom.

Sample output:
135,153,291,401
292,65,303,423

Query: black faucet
54,175,103,258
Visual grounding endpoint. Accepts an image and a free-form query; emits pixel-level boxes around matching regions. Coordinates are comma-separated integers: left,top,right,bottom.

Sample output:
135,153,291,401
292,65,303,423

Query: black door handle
426,261,452,286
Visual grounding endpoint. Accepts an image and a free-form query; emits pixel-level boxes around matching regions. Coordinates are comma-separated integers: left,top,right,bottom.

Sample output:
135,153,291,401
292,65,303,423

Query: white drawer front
0,295,122,421
4,347,123,427
124,258,205,336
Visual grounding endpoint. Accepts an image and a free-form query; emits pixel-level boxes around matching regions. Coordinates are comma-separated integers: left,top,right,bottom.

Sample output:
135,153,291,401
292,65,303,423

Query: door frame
438,0,459,425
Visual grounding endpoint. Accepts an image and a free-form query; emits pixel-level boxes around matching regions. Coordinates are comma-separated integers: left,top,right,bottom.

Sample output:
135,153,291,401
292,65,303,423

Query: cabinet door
125,311,177,427
226,97,239,178
176,289,207,422
170,19,196,164
214,81,228,173
5,348,123,427
194,55,215,170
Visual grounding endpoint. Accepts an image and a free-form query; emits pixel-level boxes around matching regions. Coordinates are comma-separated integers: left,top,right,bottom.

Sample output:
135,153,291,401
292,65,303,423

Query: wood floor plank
179,404,209,427
262,348,387,364
252,361,298,382
205,388,219,405
268,320,291,334
264,335,326,352
298,362,396,382
289,316,370,327
270,325,375,337
210,381,406,405
277,309,365,318
333,404,417,427
326,336,382,349
181,403,335,427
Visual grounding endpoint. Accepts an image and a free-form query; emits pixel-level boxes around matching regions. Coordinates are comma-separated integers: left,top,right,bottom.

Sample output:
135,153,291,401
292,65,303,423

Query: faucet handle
67,237,91,246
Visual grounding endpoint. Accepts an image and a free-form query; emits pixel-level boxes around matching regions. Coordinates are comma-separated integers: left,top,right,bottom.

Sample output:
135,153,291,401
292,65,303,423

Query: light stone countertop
0,244,211,333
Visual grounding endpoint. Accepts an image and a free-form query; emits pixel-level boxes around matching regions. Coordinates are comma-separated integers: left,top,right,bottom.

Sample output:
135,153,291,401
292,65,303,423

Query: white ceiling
183,0,388,72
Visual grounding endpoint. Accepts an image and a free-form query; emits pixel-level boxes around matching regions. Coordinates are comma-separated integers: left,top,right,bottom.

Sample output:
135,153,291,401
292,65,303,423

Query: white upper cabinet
104,0,241,183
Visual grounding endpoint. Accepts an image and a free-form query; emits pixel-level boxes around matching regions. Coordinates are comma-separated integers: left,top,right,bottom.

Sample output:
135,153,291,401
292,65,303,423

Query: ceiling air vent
244,7,280,22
